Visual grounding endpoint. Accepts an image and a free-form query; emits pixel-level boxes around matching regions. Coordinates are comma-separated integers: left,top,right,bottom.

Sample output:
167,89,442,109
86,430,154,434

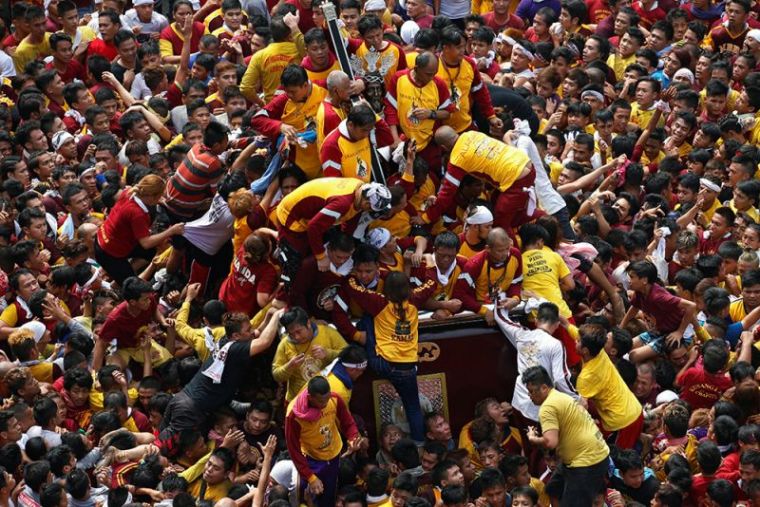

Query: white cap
364,0,386,11
656,390,679,406
748,29,760,43
134,0,154,5
366,227,392,249
673,68,694,84
466,205,493,225
21,321,46,343
400,20,420,45
52,131,75,152
270,460,297,491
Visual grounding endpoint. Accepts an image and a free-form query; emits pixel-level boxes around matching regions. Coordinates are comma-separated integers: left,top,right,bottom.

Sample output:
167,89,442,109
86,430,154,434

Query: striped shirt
163,144,225,220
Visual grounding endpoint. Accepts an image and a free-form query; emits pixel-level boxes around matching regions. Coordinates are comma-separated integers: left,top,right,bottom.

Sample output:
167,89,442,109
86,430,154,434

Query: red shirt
285,0,316,33
690,474,715,506
632,1,666,30
45,60,86,84
87,38,119,61
585,0,611,23
99,295,158,348
2,34,21,49
482,12,525,32
676,366,732,410
97,192,152,258
285,0,317,33
164,143,226,219
128,408,152,432
219,246,278,316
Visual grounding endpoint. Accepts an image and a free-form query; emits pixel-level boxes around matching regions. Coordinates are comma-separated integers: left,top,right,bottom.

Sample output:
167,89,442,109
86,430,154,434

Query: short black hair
521,366,552,388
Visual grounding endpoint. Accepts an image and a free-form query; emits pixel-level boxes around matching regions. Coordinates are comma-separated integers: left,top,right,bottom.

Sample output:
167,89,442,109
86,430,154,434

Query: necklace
487,258,508,303
442,60,462,104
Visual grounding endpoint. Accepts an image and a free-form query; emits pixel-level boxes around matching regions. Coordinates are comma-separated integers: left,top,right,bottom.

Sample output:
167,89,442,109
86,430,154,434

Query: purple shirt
515,0,561,23
631,283,686,335
595,13,615,38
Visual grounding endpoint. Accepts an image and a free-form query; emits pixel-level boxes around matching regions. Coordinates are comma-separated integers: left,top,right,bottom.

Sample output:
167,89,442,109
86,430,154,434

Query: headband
700,178,721,193
343,361,368,369
79,167,96,179
512,43,535,61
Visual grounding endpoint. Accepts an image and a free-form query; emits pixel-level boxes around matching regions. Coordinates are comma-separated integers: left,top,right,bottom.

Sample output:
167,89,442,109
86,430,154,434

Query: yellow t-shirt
13,33,52,73
576,350,642,431
726,200,759,223
327,371,352,406
607,53,636,82
271,324,348,401
449,131,531,191
730,298,748,321
436,58,478,133
90,387,139,410
0,304,22,327
702,197,721,224
699,87,739,113
392,72,447,151
522,246,572,318
188,479,231,504
286,395,345,462
240,39,306,104
630,102,663,129
538,388,609,467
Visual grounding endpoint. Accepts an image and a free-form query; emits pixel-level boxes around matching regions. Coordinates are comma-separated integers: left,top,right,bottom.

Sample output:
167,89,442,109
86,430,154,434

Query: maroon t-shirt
99,295,158,348
45,60,86,84
677,366,732,410
631,283,685,334
482,12,525,32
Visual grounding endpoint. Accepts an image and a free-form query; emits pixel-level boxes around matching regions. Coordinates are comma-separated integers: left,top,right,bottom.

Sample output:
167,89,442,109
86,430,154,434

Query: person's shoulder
464,250,488,268
318,323,343,339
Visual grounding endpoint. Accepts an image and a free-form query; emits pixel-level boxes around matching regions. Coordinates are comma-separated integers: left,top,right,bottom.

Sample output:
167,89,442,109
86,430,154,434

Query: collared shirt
123,9,169,36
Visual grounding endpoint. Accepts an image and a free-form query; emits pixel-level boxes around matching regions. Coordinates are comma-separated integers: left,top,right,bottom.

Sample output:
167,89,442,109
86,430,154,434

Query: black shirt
182,340,252,413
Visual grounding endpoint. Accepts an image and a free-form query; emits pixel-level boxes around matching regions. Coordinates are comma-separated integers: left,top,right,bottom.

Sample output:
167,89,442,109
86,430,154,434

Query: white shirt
123,9,169,35
439,0,471,19
171,105,189,132
88,12,131,34
0,50,16,78
130,72,153,100
495,309,578,421
26,425,62,449
118,138,161,166
182,193,234,255
515,135,565,215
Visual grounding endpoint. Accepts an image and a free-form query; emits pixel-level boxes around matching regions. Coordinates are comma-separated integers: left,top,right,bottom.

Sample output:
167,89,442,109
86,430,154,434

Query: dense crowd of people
0,0,759,504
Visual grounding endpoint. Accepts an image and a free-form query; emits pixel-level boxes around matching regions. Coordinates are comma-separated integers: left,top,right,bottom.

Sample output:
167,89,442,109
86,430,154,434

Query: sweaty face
483,485,507,507
118,37,137,61
202,456,228,484
99,17,119,40
354,261,378,286
427,415,452,441
487,238,512,264
245,409,271,435
434,246,457,272
285,322,313,344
